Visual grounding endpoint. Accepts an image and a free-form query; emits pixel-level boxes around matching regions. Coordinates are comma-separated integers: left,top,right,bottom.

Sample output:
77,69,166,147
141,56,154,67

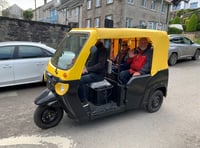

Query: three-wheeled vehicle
33,28,169,129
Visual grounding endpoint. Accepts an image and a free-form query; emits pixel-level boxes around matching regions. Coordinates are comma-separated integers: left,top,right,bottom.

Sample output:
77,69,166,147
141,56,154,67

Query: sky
7,0,51,10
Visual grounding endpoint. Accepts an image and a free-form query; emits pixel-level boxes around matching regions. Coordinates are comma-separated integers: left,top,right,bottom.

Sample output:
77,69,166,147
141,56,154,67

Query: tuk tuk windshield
51,32,89,70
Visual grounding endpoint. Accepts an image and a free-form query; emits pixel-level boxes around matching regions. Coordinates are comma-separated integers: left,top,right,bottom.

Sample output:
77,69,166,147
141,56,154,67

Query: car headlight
55,83,69,96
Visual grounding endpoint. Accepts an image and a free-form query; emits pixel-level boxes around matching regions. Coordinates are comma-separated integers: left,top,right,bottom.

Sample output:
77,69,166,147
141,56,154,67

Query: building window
141,0,147,7
147,21,157,30
69,9,72,17
150,0,156,10
106,0,113,4
161,3,167,13
105,15,113,20
94,17,100,27
86,19,91,28
139,20,146,28
190,2,198,9
128,0,134,5
75,8,79,17
96,0,101,7
126,17,133,28
87,0,92,10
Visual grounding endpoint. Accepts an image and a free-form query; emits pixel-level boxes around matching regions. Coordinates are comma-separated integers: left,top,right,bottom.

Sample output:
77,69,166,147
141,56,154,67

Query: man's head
138,37,148,50
95,40,104,48
121,41,128,51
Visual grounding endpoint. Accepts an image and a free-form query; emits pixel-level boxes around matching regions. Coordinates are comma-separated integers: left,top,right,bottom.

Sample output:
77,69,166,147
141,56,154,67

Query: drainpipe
158,0,164,30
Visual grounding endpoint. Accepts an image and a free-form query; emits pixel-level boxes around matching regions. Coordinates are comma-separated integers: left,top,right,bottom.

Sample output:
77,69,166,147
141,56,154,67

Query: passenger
112,41,130,72
119,37,153,84
78,40,107,106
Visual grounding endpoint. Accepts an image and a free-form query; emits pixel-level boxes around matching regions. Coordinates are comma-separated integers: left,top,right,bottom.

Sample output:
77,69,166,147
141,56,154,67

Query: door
14,45,51,84
0,46,15,87
182,37,196,57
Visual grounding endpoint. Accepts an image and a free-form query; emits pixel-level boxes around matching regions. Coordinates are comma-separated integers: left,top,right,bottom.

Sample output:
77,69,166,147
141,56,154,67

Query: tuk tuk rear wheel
146,90,163,113
34,106,63,129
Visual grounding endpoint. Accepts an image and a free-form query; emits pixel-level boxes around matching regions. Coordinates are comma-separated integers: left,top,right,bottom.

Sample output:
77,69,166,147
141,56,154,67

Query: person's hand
128,50,135,58
133,72,140,76
115,64,119,68
82,67,88,74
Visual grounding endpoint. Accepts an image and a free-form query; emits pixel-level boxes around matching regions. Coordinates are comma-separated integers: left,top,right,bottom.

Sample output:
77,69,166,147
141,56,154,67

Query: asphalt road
0,59,200,148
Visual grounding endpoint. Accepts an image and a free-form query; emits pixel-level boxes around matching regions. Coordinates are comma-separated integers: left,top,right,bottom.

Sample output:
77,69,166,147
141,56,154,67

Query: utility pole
35,0,37,21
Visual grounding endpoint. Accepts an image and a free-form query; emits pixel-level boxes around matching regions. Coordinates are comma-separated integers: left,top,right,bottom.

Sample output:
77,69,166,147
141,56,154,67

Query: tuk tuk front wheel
34,106,63,129
146,90,163,113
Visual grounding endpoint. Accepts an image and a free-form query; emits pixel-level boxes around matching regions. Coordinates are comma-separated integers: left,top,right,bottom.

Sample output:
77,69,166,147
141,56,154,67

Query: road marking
0,135,73,147
0,91,18,99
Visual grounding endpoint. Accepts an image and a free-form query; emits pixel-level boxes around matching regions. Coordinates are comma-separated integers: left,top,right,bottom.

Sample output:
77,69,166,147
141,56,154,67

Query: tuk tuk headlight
55,83,69,96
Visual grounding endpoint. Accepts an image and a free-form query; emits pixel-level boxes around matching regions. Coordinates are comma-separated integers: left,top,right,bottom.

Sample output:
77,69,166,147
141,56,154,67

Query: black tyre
192,49,200,60
146,90,163,113
168,53,178,66
34,106,63,129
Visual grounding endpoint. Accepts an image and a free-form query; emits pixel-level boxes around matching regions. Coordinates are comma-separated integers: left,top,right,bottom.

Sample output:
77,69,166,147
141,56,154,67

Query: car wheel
34,106,63,129
146,90,163,113
168,53,178,66
192,49,200,60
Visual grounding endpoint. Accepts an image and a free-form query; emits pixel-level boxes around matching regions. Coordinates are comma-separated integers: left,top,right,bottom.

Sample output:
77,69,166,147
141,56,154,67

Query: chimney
44,0,47,4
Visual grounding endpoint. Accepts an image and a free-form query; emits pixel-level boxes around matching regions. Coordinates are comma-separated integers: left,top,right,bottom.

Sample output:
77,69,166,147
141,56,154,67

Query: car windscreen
51,32,89,70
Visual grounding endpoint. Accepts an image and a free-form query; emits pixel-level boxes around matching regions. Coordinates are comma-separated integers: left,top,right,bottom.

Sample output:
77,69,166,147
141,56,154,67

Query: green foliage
176,9,185,17
186,13,198,32
182,24,186,31
23,10,33,21
172,16,181,24
168,27,183,34
197,23,200,31
194,38,200,44
169,19,173,24
2,9,10,17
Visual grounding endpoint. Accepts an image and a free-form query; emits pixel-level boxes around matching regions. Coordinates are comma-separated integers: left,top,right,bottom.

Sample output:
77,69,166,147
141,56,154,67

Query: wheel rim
41,108,59,124
170,54,177,65
152,96,161,109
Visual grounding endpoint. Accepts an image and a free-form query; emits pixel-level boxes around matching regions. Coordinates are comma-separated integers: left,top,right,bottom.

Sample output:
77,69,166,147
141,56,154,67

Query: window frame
106,0,113,4
86,19,91,28
87,0,92,10
95,0,101,7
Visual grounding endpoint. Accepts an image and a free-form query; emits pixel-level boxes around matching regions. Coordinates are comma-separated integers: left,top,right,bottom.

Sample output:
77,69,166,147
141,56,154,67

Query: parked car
0,41,56,87
168,34,200,66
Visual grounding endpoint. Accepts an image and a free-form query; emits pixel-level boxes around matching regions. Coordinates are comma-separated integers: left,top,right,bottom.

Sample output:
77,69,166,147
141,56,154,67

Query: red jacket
127,50,147,74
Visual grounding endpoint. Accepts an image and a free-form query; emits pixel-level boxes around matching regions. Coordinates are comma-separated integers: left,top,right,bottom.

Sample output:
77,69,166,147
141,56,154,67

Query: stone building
32,0,172,30
82,0,171,30
57,0,84,27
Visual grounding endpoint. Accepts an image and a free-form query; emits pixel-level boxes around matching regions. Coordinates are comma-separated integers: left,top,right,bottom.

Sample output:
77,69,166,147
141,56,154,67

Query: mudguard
34,88,56,105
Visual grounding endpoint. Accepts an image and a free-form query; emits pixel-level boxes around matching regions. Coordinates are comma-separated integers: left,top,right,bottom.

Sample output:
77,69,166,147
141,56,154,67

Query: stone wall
0,17,71,48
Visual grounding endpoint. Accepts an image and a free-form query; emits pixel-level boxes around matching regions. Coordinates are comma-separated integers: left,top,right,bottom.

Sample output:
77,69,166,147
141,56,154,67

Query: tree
0,0,8,10
186,13,198,32
173,16,181,24
23,10,33,21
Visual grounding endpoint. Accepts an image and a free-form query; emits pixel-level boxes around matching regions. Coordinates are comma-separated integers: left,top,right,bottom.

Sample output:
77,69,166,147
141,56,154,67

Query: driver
78,40,107,107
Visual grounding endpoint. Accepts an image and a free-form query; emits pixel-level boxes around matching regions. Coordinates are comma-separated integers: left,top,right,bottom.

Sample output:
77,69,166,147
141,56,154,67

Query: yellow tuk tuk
34,28,169,129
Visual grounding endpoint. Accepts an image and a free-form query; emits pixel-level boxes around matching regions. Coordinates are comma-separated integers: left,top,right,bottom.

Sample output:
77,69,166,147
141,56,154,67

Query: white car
0,41,56,87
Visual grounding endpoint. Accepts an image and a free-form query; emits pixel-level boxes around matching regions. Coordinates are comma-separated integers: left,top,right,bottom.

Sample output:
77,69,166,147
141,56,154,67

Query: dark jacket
86,42,107,75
